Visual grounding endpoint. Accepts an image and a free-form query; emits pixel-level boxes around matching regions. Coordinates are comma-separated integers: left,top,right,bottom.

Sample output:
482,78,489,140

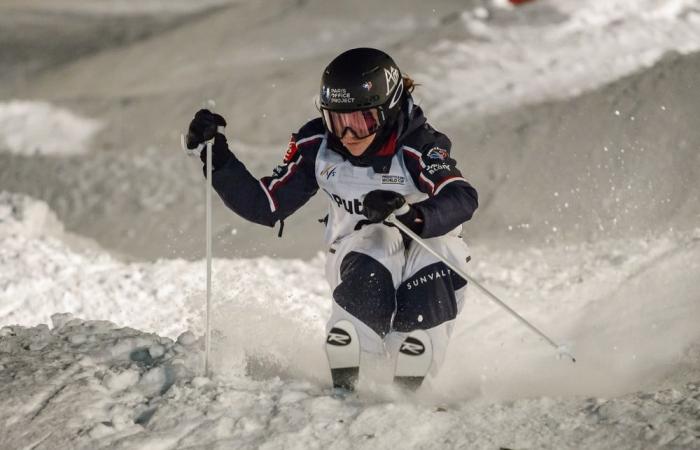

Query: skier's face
341,132,376,156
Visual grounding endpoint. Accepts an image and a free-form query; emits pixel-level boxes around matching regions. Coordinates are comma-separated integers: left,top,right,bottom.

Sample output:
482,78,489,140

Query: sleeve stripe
268,155,302,192
434,176,468,195
402,145,421,158
419,173,435,193
401,145,426,168
296,134,325,146
259,180,277,212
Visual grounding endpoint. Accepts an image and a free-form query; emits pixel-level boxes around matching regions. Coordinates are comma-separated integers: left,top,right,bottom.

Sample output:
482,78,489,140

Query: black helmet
319,48,404,139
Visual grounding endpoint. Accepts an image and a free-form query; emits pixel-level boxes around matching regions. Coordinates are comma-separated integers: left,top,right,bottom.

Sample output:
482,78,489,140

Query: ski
325,320,360,392
394,329,432,391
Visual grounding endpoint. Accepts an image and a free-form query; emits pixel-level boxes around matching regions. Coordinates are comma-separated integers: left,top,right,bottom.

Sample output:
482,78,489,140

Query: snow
0,101,102,156
1,314,699,449
0,192,328,341
1,0,700,447
1,193,699,448
0,0,235,16
416,0,700,121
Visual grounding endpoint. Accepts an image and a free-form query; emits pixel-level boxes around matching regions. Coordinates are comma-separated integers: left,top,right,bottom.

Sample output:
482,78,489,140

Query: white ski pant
325,223,470,377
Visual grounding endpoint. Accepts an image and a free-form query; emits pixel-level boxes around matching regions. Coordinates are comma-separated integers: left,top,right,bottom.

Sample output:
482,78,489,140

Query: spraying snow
0,101,102,156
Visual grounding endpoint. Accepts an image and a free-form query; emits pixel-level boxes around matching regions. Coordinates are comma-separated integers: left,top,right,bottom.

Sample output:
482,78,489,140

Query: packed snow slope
2,315,699,450
2,192,700,448
459,50,700,246
1,0,699,260
0,0,234,86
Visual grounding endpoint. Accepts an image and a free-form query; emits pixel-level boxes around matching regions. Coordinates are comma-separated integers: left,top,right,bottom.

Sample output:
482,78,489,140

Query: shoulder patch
283,134,299,163
426,147,449,161
272,164,288,177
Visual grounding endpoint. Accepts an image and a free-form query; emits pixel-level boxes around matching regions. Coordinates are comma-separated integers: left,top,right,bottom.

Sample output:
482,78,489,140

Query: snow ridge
1,315,699,449
418,0,700,120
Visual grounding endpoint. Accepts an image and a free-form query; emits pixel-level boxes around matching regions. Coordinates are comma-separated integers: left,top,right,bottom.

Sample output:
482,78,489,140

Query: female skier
185,48,478,392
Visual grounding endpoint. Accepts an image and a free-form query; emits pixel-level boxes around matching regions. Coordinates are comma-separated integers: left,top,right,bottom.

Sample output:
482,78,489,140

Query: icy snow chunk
177,331,197,346
138,366,176,396
149,344,165,359
108,404,134,431
191,376,210,388
51,313,74,330
69,334,87,345
104,369,140,392
93,336,159,364
139,367,167,393
238,416,264,433
279,390,309,404
28,340,48,351
88,422,114,439
653,389,684,405
0,326,16,337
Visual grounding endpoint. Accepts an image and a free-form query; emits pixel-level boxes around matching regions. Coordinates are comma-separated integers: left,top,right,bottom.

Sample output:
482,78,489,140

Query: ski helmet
319,48,404,139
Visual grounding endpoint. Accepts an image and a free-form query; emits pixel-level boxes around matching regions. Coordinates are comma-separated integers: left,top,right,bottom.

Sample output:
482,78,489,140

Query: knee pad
393,261,466,332
332,251,396,337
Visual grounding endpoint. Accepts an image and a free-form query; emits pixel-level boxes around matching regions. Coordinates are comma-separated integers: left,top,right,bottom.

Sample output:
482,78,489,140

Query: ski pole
386,215,576,363
204,137,213,377
181,122,223,377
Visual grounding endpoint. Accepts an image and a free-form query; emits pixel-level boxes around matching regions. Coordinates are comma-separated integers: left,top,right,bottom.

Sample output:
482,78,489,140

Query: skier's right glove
363,190,424,235
186,109,234,172
186,109,226,149
362,190,407,223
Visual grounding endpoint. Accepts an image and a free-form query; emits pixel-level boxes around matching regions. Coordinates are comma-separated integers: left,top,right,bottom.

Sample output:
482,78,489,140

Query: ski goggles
321,108,383,139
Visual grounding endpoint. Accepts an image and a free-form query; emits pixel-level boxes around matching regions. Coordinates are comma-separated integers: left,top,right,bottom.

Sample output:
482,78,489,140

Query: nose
339,127,361,140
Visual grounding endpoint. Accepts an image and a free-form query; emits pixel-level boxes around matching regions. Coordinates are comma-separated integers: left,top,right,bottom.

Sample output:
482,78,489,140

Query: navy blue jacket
210,103,478,240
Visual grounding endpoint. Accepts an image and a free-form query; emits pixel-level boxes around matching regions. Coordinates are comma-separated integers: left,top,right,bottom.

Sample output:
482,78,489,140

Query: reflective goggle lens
322,108,381,139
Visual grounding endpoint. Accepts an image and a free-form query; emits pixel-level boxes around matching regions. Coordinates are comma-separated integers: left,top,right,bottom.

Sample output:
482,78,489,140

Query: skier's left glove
362,190,424,234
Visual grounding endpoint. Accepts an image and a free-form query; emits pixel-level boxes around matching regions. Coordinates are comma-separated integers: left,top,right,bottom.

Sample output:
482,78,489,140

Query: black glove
186,109,234,172
362,190,407,223
199,133,235,173
186,109,227,149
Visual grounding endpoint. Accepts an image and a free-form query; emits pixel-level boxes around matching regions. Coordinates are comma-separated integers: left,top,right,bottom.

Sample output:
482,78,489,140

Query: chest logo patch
381,175,405,185
320,164,337,180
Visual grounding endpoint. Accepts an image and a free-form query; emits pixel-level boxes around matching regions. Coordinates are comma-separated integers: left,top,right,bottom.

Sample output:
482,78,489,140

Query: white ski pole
386,215,576,363
181,124,223,377
204,137,213,377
